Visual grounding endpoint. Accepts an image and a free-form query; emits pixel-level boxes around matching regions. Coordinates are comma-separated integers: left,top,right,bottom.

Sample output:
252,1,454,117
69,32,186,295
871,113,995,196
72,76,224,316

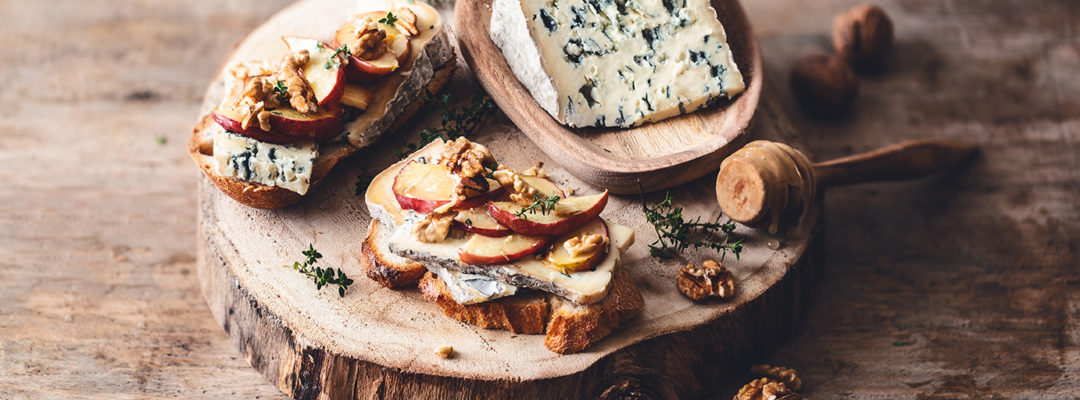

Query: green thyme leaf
379,12,398,25
290,244,352,297
642,191,744,261
396,91,496,159
515,191,561,219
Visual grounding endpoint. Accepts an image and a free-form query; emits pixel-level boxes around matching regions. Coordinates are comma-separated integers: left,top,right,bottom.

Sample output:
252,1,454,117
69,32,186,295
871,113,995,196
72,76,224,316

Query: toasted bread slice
544,267,644,354
189,10,456,209
362,218,644,353
360,219,428,288
419,272,549,334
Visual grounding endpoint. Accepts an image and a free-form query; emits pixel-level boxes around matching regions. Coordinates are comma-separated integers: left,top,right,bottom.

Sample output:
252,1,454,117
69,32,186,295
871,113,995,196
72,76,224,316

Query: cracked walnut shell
734,378,800,400
677,260,735,301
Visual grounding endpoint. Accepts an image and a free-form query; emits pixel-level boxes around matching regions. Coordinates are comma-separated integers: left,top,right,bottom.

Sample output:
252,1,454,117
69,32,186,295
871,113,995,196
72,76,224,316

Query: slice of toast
544,267,644,354
419,271,549,334
189,17,456,209
360,219,427,288
361,218,644,353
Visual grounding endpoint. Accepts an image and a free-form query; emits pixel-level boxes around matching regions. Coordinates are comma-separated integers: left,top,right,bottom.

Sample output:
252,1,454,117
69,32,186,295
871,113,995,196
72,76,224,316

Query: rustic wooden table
2,0,1076,398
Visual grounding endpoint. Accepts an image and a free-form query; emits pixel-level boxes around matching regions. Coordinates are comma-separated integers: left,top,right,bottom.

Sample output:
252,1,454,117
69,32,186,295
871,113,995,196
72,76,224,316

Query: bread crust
189,58,456,209
544,269,644,354
360,220,428,288
361,220,644,353
419,272,549,334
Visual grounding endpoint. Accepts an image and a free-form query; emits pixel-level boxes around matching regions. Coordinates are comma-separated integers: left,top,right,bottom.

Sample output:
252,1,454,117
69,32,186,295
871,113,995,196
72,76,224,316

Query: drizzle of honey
721,140,817,238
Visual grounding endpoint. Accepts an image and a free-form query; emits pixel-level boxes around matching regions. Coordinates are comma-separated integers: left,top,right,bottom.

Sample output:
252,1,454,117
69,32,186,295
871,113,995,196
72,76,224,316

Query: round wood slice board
195,1,819,398
455,0,763,194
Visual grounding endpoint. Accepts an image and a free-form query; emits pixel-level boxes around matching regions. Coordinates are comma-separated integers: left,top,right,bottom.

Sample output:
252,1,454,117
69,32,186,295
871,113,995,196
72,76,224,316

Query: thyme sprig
515,191,561,218
326,44,350,69
290,244,354,297
396,91,496,158
379,12,398,25
273,80,289,103
642,192,743,260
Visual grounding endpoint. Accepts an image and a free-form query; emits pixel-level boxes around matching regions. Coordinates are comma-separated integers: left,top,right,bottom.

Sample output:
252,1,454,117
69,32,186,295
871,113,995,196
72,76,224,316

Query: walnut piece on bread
677,260,735,301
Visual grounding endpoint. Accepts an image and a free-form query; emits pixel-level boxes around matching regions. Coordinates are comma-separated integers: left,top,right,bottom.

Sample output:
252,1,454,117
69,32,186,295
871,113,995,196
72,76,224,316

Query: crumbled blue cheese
491,0,745,127
212,128,318,195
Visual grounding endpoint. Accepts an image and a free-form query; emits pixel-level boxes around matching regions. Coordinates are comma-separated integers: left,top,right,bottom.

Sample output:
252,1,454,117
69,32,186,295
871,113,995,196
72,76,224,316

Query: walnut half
413,212,454,243
677,260,735,301
564,233,607,258
734,378,799,400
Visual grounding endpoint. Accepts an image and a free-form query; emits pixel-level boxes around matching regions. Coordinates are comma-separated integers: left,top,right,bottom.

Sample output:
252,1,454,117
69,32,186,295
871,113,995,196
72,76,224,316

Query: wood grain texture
192,2,818,390
2,0,1078,399
455,0,763,194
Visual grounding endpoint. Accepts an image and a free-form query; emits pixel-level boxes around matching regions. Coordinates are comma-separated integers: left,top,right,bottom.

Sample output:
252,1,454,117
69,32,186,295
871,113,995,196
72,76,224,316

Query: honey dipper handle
813,139,978,188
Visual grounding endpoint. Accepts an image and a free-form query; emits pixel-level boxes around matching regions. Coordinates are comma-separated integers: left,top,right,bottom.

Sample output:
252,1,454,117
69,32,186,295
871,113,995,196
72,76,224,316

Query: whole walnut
832,3,894,71
789,54,858,117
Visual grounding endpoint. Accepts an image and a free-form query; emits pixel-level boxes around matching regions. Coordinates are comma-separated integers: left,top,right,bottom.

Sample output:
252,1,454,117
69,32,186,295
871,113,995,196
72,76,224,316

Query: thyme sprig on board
642,192,744,260
396,91,496,158
515,191,561,218
290,244,354,297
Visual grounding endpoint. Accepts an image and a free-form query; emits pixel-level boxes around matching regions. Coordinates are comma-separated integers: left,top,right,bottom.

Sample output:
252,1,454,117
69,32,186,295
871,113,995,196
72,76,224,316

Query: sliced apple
281,37,346,108
453,207,511,237
519,175,566,198
268,106,344,141
543,218,609,273
458,233,548,265
212,109,296,144
392,161,457,214
212,78,341,144
340,84,372,110
486,191,609,237
335,12,412,82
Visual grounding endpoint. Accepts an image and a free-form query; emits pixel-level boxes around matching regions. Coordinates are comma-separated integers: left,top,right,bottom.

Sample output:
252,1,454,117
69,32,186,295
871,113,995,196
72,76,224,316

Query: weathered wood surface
456,0,762,194
2,0,1078,399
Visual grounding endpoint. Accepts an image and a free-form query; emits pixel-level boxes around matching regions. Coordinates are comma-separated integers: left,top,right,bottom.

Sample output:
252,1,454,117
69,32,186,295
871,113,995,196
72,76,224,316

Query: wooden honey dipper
716,139,978,236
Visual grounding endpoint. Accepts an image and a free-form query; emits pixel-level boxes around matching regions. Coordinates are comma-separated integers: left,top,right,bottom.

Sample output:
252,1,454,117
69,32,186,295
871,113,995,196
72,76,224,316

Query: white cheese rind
212,128,318,195
433,266,519,305
490,0,746,128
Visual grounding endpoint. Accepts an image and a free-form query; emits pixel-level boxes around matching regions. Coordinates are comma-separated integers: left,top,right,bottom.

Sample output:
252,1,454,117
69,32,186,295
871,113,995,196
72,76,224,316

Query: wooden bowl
455,0,763,194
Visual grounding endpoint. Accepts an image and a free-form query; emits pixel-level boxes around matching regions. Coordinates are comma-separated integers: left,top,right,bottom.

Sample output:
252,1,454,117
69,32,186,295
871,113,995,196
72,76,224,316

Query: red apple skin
335,12,412,82
212,110,299,144
281,36,346,108
457,235,549,265
268,107,344,141
344,55,395,82
317,69,345,107
486,191,609,237
391,161,456,214
393,192,448,214
452,220,511,237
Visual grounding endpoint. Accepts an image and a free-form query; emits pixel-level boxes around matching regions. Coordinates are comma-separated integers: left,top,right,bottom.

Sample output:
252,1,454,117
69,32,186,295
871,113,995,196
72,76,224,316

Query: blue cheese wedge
212,128,318,195
490,0,745,127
